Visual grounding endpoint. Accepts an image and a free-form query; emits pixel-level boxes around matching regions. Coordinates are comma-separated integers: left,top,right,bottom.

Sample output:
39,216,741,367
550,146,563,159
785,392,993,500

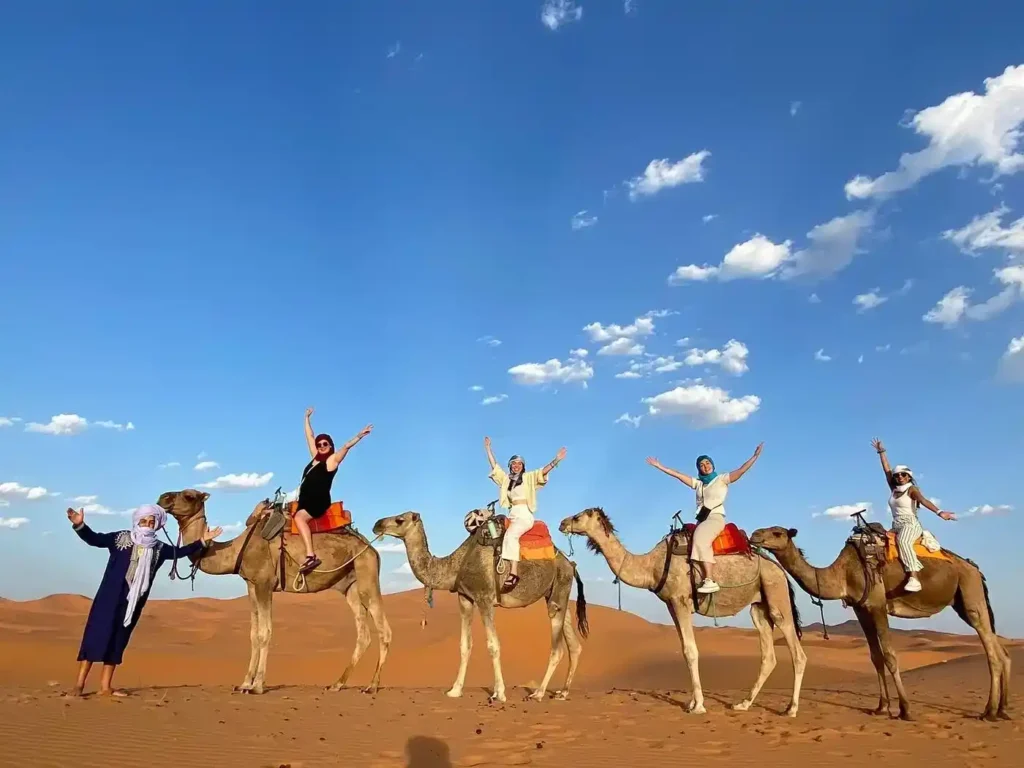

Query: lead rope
162,523,201,589
812,570,829,640
698,555,763,627
288,532,385,592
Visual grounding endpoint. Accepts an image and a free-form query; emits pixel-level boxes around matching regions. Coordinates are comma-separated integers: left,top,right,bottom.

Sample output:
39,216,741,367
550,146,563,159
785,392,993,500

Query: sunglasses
317,441,332,449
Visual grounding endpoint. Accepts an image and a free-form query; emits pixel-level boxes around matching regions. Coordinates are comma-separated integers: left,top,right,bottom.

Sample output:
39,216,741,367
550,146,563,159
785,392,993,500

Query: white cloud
25,414,88,435
583,315,655,343
598,338,645,356
876,344,892,352
675,337,691,347
481,394,508,406
569,348,588,358
853,289,887,312
845,64,1024,200
469,385,484,392
858,354,865,364
626,151,710,200
702,214,717,223
0,518,29,530
72,495,98,504
790,100,802,116
813,502,873,520
392,560,413,575
614,413,642,428
998,334,1024,382
508,355,594,387
683,340,750,376
198,472,274,492
376,541,406,553
964,504,1013,517
642,384,761,428
615,354,682,379
158,461,181,470
541,0,583,30
614,370,643,380
815,348,832,362
194,461,220,471
943,205,1024,257
386,41,401,59
94,420,135,431
0,417,19,427
923,266,1024,327
478,335,502,347
571,210,598,230
219,521,246,535
623,0,636,14
0,482,49,505
808,293,821,304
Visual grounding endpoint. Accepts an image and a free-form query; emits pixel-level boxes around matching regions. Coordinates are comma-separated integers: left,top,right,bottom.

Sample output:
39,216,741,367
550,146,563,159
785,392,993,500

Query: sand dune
0,590,1019,767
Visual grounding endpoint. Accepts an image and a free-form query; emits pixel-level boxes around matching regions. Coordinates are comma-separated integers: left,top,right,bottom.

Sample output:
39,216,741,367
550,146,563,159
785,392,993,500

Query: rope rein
286,532,385,592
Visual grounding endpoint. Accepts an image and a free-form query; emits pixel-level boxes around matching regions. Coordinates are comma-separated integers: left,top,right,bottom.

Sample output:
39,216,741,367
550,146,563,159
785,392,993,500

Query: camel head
372,512,422,539
749,526,799,552
157,488,211,524
559,507,617,553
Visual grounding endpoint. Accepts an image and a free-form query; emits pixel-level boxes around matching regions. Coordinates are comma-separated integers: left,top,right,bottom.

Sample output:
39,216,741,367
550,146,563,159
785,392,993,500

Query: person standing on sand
66,503,221,697
646,444,763,594
484,436,566,592
295,407,373,574
871,438,956,593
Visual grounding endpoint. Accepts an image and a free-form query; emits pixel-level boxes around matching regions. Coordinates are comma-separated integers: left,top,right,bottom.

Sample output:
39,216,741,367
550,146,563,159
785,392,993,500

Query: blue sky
2,1,1023,635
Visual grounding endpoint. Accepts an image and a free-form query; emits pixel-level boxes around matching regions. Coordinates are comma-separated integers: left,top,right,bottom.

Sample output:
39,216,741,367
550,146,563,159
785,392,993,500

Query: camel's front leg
250,583,274,695
774,603,807,717
479,605,506,703
853,606,890,715
872,609,912,720
668,596,705,714
328,584,370,692
362,587,392,694
529,599,568,701
446,595,474,698
235,582,262,693
555,613,582,701
732,602,776,713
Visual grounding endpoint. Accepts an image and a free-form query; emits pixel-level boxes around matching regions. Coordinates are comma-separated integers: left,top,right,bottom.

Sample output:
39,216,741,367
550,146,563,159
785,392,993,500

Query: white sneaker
697,579,720,594
904,576,922,592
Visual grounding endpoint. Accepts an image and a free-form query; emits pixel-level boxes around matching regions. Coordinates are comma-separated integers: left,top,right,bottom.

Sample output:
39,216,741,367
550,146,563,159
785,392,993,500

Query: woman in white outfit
646,443,763,594
871,438,956,592
484,436,566,592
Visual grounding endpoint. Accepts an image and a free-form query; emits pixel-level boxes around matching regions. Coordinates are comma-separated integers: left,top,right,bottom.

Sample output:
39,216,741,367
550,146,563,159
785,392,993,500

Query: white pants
503,505,534,563
893,514,923,573
690,514,726,564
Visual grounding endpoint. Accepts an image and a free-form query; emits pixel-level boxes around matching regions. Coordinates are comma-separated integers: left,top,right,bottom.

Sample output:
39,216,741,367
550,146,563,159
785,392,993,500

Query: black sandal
501,574,520,593
299,555,321,574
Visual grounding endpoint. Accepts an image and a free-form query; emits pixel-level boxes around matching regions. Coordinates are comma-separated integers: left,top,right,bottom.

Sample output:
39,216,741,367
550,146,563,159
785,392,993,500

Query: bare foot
98,689,129,698
61,689,84,699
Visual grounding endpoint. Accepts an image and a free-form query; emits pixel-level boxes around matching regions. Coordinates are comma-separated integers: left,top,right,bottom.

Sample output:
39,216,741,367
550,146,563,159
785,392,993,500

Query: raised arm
327,424,373,471
909,487,957,520
484,436,497,470
871,438,894,488
728,442,764,483
540,447,567,479
304,407,317,458
67,508,115,549
645,456,696,489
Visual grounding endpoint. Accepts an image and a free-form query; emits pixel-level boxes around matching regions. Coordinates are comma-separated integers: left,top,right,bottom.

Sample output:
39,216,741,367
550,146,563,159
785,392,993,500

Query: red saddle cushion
681,521,751,556
501,518,554,547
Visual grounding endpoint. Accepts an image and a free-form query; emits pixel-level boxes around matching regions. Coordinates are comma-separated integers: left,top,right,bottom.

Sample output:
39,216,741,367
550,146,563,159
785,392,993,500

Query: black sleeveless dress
297,460,336,519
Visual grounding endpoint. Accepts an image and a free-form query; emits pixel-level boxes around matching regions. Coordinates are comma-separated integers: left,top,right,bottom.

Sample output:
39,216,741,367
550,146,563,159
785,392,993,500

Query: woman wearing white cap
871,439,956,592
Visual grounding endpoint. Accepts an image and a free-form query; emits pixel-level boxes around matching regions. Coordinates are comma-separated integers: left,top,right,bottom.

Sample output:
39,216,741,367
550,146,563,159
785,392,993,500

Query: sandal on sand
299,555,321,575
501,574,520,593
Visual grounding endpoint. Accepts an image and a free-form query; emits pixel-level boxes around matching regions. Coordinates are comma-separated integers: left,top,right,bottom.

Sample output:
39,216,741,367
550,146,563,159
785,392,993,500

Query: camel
158,489,391,695
559,508,807,716
749,526,1011,721
372,511,588,703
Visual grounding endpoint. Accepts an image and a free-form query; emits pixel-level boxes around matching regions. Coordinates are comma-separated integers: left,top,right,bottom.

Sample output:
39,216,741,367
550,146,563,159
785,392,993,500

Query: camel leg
953,579,1010,720
529,599,569,701
250,583,274,695
327,584,371,692
235,582,262,693
853,606,891,715
479,605,506,703
667,596,706,714
731,602,777,713
446,594,474,698
774,604,807,717
362,588,392,694
871,609,913,720
554,612,582,701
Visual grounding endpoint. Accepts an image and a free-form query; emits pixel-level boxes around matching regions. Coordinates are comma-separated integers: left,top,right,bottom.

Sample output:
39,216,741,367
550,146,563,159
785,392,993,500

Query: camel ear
787,528,798,538
200,492,210,502
409,512,420,522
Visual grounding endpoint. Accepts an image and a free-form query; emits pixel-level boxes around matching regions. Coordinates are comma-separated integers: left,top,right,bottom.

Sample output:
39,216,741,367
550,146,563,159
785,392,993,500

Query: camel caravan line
154,488,1011,722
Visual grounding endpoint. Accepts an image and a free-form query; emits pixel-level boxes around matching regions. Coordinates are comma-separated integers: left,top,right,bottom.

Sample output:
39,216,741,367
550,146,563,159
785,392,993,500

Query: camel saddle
286,501,351,535
847,518,952,568
669,522,753,558
472,514,556,561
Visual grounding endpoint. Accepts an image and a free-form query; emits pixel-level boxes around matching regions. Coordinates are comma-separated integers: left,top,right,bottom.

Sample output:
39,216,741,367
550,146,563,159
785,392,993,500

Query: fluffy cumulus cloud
198,472,274,492
641,384,761,428
0,416,20,427
614,413,642,428
583,311,669,356
964,504,1013,517
813,502,873,520
626,151,710,200
942,205,1024,257
845,64,1024,200
541,0,583,30
683,340,749,376
571,210,598,230
0,517,30,529
0,481,50,506
614,354,683,379
668,211,874,284
23,413,134,435
508,349,593,387
998,334,1024,382
923,266,1024,327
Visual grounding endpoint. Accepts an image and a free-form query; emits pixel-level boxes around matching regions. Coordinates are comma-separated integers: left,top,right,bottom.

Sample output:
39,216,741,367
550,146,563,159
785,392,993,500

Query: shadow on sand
405,735,452,768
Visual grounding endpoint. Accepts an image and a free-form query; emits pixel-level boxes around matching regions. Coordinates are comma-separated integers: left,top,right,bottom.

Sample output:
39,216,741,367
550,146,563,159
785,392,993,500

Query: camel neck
404,524,458,592
589,531,659,591
773,543,849,601
175,512,238,575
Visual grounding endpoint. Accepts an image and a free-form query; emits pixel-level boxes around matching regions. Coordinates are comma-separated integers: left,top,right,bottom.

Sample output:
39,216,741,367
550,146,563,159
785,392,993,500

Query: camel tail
573,567,590,639
786,578,803,640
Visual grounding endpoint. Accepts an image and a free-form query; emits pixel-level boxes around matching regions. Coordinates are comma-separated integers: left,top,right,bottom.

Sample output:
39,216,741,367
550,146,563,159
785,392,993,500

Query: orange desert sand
0,589,1020,767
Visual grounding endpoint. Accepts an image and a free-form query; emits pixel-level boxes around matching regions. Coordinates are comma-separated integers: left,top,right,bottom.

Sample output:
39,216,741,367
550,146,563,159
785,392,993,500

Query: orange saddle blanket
501,518,556,561
681,522,751,556
884,531,952,563
288,501,352,535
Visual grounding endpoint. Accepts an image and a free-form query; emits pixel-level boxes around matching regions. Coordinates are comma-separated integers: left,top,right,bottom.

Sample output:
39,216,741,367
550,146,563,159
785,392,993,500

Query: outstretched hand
645,456,662,469
202,525,223,543
753,442,764,458
871,438,885,453
67,507,84,527
484,436,491,450
555,446,567,462
938,511,957,521
356,424,373,440
305,407,314,419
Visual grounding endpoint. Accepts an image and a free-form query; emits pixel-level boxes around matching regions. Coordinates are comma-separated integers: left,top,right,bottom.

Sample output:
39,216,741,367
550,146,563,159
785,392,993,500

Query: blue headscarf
696,455,718,485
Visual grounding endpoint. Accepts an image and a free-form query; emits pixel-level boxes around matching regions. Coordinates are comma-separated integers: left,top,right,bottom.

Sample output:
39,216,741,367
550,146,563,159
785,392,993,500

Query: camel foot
553,690,570,701
361,684,378,695
526,690,546,702
489,691,507,704
785,704,799,718
445,687,463,699
871,704,889,716
686,699,707,715
326,682,345,693
898,710,914,722
981,710,1000,723
731,700,752,712
997,710,1012,721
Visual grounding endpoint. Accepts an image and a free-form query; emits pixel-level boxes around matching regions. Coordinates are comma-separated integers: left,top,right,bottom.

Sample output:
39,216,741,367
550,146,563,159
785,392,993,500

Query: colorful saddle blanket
679,522,752,557
501,517,556,561
884,531,952,563
288,501,351,535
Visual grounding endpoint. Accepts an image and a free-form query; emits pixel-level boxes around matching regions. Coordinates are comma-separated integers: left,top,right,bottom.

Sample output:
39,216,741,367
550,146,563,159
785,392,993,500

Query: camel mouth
372,519,386,536
558,517,577,535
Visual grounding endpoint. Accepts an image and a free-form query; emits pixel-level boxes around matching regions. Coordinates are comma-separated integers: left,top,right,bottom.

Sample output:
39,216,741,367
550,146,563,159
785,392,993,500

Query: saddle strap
653,536,674,595
232,522,261,576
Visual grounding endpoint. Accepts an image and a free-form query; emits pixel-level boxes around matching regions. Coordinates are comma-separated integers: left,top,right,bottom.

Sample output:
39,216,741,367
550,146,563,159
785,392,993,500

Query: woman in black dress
296,407,373,573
